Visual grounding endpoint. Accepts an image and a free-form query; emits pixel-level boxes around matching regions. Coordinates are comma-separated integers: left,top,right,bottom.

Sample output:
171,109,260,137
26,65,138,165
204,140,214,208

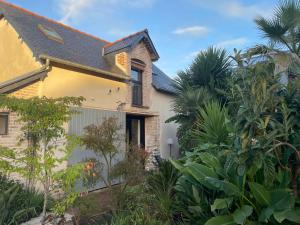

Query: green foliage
109,208,165,225
146,160,179,224
0,96,84,223
169,43,300,224
174,47,231,97
172,151,300,224
169,47,232,154
0,175,44,225
81,117,122,189
255,0,300,56
194,101,230,145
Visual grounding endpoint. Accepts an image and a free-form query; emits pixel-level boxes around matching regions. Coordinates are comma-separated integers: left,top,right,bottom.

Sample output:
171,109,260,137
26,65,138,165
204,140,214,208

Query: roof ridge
104,29,148,48
0,0,110,44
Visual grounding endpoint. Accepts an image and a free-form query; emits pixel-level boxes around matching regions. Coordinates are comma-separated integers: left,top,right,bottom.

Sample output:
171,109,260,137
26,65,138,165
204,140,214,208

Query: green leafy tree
169,47,231,154
0,96,84,224
255,0,300,56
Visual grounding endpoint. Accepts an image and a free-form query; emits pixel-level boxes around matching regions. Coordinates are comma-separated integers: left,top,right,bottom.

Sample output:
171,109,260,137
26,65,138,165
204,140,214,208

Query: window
38,24,64,43
0,113,8,135
131,68,143,106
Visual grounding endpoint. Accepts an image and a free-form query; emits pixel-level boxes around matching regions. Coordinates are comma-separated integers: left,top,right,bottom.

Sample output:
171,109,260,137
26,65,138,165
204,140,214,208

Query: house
0,0,179,181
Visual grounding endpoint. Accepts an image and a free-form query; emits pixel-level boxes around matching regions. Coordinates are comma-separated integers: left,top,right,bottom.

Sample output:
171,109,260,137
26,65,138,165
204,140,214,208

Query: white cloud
173,26,209,36
215,37,247,48
57,0,155,25
58,0,95,24
191,0,272,20
185,37,247,61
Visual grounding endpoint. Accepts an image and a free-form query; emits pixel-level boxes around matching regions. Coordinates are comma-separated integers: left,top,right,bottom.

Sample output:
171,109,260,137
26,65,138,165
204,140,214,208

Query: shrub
0,175,44,224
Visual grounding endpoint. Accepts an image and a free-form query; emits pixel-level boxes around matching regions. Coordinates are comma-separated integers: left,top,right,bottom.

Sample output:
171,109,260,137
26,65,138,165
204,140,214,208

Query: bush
110,208,165,225
0,175,44,224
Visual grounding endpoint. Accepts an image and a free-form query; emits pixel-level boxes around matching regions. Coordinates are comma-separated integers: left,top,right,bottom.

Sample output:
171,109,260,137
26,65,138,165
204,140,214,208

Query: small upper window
131,69,143,106
0,113,8,135
38,24,64,43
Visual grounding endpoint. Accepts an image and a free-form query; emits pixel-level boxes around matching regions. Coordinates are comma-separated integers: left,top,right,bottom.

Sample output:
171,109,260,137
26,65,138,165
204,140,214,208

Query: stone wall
145,115,160,152
0,82,40,150
126,42,153,109
0,111,26,150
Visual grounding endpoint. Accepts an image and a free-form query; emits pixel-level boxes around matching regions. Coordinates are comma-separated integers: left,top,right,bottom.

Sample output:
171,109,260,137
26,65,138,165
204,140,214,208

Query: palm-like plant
190,47,231,94
255,0,300,56
194,102,230,145
169,47,231,153
167,87,212,126
174,47,231,99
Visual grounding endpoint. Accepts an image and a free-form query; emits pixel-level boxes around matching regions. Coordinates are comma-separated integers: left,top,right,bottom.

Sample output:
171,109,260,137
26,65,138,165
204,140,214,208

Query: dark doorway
126,115,145,147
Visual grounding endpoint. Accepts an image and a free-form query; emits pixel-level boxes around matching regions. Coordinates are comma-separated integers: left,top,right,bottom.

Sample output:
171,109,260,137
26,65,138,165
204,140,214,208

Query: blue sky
6,0,278,77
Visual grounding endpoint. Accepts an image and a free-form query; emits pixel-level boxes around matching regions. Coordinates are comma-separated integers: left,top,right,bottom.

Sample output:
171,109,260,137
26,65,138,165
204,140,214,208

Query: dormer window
131,68,143,106
38,24,64,43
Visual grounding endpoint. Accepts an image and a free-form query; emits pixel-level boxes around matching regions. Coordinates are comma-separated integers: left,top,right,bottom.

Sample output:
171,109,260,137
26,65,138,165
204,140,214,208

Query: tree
255,0,300,57
174,47,231,100
0,95,84,224
81,117,122,191
169,47,231,153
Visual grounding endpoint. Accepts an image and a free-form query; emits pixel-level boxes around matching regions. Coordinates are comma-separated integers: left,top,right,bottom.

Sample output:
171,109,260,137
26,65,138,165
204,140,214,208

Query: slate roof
104,29,160,61
0,0,175,94
152,65,176,94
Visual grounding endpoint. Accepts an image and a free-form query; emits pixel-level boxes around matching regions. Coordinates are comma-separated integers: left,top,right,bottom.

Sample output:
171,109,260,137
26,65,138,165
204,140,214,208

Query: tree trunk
41,140,49,224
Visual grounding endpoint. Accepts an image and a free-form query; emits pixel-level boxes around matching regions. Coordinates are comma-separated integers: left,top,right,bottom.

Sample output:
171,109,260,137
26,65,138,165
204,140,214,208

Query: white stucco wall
150,88,179,159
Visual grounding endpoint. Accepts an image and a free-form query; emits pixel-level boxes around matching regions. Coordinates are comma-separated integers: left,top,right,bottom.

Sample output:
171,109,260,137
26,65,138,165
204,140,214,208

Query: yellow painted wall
150,88,179,159
0,18,41,83
41,66,127,111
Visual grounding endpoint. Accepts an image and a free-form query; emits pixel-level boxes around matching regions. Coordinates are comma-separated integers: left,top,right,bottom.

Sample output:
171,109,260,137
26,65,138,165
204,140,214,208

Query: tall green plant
172,151,300,225
194,102,230,145
255,0,300,57
0,96,84,224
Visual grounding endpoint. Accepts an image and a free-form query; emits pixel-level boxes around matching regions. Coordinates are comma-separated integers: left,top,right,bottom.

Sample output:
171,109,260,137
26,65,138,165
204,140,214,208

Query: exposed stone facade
145,115,160,152
0,82,40,150
115,52,130,75
126,42,153,109
0,111,26,150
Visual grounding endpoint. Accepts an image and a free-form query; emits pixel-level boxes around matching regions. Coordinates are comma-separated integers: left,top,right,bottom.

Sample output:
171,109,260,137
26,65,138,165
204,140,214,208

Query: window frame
131,68,143,107
0,112,9,135
38,24,64,44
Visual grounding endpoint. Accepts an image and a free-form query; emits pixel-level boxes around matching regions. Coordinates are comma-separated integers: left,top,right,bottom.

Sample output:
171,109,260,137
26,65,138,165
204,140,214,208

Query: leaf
233,205,253,224
259,207,273,222
198,152,221,170
285,210,300,223
273,209,300,223
270,189,294,211
273,210,288,223
206,177,241,196
249,182,271,206
246,222,262,225
171,160,184,171
237,164,246,176
192,185,201,204
205,215,236,225
211,198,233,211
184,163,218,189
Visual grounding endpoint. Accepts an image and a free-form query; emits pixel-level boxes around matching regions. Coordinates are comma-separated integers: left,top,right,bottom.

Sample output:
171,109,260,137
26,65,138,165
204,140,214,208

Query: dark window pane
132,83,142,106
131,69,141,81
131,68,142,106
0,113,8,135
